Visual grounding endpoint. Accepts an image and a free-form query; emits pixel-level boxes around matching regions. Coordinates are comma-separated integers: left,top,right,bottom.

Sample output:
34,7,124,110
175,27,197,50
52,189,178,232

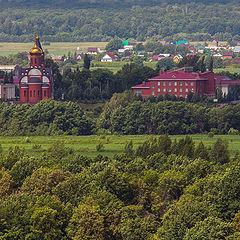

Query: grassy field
91,61,157,73
214,68,240,74
1,135,239,158
0,42,108,56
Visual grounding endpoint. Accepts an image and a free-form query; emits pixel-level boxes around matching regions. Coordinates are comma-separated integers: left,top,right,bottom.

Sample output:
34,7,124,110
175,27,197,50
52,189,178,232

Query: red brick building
132,67,215,99
19,35,53,104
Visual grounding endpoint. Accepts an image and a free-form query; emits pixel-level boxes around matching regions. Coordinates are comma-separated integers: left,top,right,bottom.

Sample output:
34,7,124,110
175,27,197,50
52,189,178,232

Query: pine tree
200,56,206,72
83,54,91,70
210,138,229,164
124,140,134,158
194,141,209,160
209,56,214,71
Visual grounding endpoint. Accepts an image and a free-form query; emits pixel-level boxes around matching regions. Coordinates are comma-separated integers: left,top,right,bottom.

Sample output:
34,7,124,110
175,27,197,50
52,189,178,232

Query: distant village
49,39,240,65
0,38,240,104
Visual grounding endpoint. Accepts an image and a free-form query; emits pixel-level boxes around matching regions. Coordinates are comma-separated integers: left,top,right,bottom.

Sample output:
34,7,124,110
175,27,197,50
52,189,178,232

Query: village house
101,53,118,62
0,65,21,75
215,75,240,96
213,53,223,58
233,46,240,53
153,54,171,61
51,55,64,62
173,55,183,63
208,39,219,48
87,47,100,55
0,83,15,100
222,52,233,59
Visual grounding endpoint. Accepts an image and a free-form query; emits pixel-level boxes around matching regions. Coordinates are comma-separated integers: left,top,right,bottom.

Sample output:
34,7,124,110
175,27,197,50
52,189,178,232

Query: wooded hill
0,1,239,42
0,0,236,8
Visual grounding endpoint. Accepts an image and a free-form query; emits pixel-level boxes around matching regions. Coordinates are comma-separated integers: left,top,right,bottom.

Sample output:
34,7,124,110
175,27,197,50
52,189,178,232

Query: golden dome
30,43,42,54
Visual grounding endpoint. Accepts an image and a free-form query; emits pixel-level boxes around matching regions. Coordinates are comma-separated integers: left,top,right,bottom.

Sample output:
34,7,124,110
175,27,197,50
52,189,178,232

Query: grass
91,61,156,73
214,68,240,74
0,135,239,158
0,42,108,56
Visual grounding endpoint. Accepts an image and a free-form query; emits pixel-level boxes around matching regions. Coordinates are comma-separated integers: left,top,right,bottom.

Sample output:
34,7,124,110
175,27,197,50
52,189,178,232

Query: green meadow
0,42,108,56
1,135,239,158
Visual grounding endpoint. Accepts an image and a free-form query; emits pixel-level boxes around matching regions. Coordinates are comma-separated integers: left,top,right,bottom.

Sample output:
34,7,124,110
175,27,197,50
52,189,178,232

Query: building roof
30,43,43,55
0,65,17,70
210,75,240,86
103,53,117,60
21,83,28,88
234,46,240,53
150,68,210,81
42,83,49,87
108,53,117,59
177,40,189,45
28,77,42,83
131,82,150,89
222,52,233,56
88,48,98,52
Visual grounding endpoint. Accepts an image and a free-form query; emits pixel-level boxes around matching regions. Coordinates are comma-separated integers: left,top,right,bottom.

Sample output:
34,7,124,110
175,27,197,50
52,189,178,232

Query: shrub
32,144,42,150
208,132,214,138
96,142,105,152
228,128,239,135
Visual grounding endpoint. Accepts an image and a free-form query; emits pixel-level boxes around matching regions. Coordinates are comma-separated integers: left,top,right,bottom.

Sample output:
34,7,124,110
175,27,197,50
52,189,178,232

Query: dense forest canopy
0,133,240,239
0,0,237,8
0,1,239,42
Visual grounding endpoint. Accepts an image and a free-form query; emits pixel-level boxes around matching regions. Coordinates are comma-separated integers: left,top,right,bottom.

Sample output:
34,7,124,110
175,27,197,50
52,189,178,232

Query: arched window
30,91,32,97
24,90,26,97
44,90,46,97
33,90,35,97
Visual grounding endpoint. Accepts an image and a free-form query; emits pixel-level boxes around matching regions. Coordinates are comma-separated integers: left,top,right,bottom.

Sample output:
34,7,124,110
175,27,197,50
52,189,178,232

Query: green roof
177,40,188,45
137,51,145,55
122,41,129,46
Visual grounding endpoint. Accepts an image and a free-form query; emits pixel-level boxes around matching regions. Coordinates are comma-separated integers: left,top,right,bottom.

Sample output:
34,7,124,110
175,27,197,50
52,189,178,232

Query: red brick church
19,35,53,104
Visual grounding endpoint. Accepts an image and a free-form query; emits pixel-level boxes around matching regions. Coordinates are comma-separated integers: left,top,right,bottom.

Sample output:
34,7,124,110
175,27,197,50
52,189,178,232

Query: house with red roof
87,48,100,55
101,53,118,62
153,54,171,61
222,52,233,59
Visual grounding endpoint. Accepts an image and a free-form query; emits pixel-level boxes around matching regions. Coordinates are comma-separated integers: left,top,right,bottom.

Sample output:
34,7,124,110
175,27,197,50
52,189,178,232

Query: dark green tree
83,54,91,70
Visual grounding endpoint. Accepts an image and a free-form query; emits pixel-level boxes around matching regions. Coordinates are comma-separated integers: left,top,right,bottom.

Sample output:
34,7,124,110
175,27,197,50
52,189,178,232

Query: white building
0,84,15,100
101,53,117,62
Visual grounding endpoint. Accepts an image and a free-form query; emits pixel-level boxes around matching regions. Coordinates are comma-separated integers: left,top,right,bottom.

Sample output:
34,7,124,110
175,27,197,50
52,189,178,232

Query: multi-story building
19,35,53,104
132,67,215,99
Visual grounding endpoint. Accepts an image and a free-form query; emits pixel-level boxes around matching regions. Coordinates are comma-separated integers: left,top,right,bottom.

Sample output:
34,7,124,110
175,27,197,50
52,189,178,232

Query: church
19,35,53,104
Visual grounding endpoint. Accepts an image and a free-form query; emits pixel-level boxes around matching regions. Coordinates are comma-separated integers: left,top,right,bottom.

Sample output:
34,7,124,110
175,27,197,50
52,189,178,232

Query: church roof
30,35,43,54
29,77,42,83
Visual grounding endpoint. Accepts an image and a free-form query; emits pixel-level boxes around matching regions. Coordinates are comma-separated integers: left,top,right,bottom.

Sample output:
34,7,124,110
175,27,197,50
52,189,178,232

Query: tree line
97,91,240,135
0,92,240,136
0,134,240,239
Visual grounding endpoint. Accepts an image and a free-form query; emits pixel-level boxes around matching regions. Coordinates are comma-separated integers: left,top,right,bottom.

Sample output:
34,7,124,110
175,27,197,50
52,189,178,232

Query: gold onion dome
30,43,42,54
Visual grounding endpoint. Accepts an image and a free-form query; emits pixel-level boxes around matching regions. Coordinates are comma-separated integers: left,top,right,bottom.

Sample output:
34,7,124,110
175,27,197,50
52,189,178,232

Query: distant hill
0,0,236,8
0,1,238,42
